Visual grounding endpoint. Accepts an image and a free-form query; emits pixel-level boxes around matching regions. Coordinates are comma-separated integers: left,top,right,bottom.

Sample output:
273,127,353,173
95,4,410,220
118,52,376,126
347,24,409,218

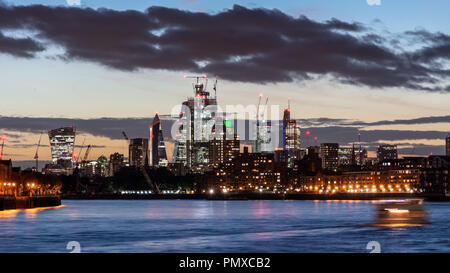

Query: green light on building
224,120,232,128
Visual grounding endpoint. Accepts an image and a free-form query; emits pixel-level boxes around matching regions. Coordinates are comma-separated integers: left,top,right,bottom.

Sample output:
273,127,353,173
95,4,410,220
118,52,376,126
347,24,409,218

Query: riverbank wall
0,196,61,211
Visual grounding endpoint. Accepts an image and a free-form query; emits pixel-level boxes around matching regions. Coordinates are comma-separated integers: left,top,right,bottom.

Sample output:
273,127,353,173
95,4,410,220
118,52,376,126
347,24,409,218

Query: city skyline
0,1,449,165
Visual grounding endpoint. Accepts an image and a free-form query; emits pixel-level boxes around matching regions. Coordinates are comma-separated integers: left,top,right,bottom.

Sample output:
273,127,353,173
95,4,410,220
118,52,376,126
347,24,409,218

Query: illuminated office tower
48,126,76,169
282,107,301,167
150,113,168,167
209,120,240,169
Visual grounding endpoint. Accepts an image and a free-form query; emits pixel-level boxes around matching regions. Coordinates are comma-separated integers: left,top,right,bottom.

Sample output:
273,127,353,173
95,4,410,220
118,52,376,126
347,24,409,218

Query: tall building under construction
173,76,218,172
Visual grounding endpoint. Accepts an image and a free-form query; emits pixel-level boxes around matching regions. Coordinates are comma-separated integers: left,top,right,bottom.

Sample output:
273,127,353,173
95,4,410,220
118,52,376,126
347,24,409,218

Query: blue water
0,200,449,253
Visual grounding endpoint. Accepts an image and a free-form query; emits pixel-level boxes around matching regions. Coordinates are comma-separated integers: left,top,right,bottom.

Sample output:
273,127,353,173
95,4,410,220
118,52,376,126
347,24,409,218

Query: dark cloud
0,4,448,90
297,115,450,127
0,31,44,57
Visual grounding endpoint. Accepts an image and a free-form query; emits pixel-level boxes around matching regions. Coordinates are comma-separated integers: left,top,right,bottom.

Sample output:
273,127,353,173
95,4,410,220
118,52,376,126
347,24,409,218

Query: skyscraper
377,144,398,162
48,126,76,170
282,107,301,167
129,138,149,168
150,113,168,167
446,135,450,156
173,76,218,172
320,143,339,171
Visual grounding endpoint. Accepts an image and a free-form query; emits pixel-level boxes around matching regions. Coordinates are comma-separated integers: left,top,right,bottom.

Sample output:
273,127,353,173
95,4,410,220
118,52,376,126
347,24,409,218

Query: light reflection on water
0,200,449,253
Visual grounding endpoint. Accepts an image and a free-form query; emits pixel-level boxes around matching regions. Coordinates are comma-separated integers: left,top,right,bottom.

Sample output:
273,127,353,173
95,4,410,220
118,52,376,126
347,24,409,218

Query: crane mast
0,135,5,160
33,132,42,171
83,144,93,162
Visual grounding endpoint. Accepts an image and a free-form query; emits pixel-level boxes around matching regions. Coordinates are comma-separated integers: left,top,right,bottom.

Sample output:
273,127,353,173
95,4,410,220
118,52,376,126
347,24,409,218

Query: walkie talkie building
48,126,76,171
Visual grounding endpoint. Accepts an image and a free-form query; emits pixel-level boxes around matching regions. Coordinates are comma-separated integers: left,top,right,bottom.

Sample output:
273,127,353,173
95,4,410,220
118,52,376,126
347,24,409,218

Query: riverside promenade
0,195,61,211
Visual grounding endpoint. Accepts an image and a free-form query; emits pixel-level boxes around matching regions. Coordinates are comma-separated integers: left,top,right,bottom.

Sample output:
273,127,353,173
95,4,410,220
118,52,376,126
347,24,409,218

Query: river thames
0,200,449,252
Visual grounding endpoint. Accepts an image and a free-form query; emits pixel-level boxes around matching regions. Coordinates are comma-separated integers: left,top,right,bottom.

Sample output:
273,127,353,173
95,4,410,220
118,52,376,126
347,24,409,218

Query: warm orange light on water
0,205,66,218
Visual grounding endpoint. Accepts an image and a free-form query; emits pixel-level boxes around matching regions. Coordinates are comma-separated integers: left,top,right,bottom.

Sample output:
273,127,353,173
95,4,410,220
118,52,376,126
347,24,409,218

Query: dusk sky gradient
0,0,449,166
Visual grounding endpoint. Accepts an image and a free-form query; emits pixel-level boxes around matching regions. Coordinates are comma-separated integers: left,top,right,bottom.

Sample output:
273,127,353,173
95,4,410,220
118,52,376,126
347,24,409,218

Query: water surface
0,200,449,252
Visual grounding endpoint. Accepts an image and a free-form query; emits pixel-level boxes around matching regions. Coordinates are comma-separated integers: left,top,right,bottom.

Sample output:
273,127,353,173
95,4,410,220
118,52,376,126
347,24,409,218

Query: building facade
208,121,240,169
48,127,76,173
173,78,218,172
199,147,282,193
377,144,398,162
320,143,339,171
129,138,149,168
282,108,301,168
150,113,168,167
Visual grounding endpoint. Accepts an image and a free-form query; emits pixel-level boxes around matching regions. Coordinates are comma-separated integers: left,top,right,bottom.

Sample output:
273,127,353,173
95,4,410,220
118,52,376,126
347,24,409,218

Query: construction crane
0,135,5,160
121,130,160,194
83,144,93,162
254,94,263,153
33,132,43,171
213,75,219,98
76,138,86,164
185,75,209,95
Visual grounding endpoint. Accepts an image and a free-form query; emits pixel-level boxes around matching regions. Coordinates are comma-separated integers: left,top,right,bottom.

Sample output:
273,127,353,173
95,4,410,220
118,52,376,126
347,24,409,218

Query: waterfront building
421,156,450,194
0,159,12,180
377,144,398,162
150,113,168,167
298,168,420,194
320,143,339,172
200,147,282,192
129,138,149,168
